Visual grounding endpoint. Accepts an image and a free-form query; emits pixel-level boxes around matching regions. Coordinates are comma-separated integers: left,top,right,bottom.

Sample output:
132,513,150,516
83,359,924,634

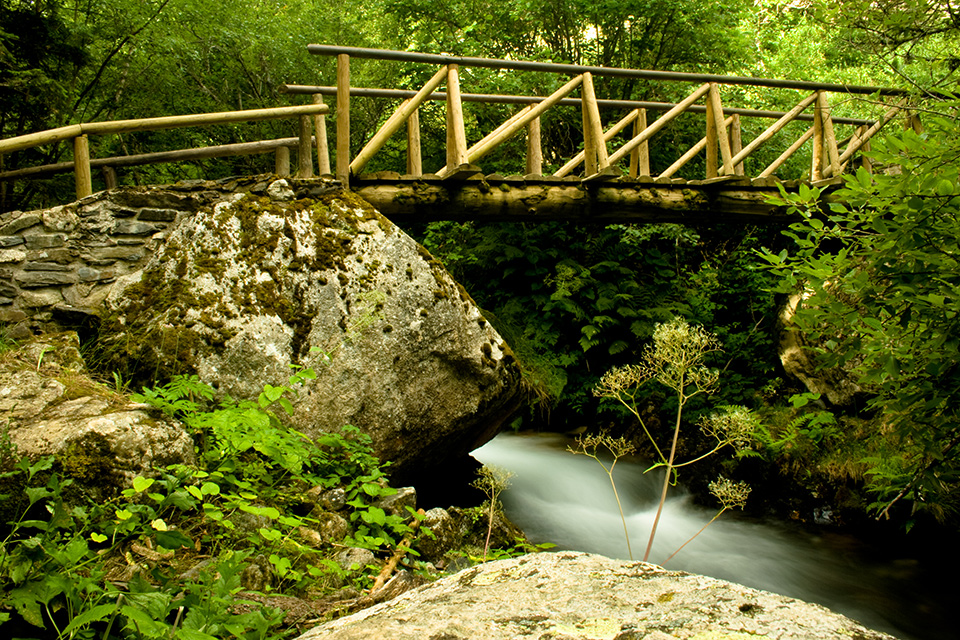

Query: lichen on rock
97,178,523,479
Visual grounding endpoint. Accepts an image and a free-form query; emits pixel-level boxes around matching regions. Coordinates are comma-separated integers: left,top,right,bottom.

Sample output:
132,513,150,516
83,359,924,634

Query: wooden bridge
0,45,914,224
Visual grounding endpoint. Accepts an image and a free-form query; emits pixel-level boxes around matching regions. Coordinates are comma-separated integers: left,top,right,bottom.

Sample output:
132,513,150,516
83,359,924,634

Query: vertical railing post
705,84,733,178
313,93,331,175
629,108,649,178
526,116,542,175
336,53,351,186
298,115,314,178
102,165,117,190
581,72,608,175
406,109,422,176
74,135,92,199
446,64,468,171
275,146,291,177
729,114,744,176
857,125,872,173
811,92,824,180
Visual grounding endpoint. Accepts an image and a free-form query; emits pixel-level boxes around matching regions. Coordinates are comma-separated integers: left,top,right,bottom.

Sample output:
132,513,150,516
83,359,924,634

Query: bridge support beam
352,175,815,224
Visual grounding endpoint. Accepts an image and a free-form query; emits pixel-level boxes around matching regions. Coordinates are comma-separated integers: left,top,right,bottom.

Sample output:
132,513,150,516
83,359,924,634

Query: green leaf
62,603,119,635
155,529,193,550
132,476,155,493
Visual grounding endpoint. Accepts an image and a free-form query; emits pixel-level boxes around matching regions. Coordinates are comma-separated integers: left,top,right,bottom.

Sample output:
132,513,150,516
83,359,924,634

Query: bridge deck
354,167,837,224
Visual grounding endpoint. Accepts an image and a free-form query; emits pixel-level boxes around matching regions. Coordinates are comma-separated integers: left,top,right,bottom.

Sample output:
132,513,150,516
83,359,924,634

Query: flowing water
472,432,952,640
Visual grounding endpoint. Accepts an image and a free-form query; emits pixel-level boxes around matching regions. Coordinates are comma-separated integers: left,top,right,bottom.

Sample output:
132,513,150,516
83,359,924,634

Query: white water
472,432,945,640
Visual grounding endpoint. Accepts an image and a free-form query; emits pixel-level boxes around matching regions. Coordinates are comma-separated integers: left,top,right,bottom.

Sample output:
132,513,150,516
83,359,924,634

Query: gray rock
376,486,417,517
315,511,350,543
336,547,376,571
2,333,196,489
297,552,898,640
99,180,523,479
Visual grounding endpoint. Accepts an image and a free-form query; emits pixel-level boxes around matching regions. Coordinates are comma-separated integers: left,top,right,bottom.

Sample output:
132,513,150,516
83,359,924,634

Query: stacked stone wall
0,176,284,330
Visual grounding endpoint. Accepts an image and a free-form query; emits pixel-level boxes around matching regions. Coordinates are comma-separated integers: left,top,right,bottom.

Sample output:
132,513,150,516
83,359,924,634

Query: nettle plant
579,317,757,563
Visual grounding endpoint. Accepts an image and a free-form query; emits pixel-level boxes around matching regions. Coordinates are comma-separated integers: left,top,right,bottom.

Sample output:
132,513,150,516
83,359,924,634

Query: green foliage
758,111,960,524
415,220,783,428
0,367,427,639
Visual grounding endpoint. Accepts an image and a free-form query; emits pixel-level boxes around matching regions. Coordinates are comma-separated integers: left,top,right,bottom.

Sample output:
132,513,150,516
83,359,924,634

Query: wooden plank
313,94,331,174
298,115,314,178
74,135,92,199
526,117,542,175
446,64,469,170
407,109,422,176
607,83,712,167
337,53,351,185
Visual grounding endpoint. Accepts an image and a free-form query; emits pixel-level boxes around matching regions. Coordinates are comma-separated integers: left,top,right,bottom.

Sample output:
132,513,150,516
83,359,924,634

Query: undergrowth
0,365,429,640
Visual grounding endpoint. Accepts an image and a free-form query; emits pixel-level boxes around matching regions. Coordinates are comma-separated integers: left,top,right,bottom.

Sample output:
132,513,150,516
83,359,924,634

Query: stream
471,432,952,640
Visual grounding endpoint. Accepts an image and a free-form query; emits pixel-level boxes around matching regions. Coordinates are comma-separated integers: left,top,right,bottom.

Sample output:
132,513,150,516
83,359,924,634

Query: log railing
295,45,911,187
0,103,329,201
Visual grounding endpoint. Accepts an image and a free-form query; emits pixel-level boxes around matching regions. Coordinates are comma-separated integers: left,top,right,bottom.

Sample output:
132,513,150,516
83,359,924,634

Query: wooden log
811,92,824,181
74,135,92,199
705,90,719,178
351,66,449,175
0,137,303,180
630,109,649,178
758,126,814,178
720,91,818,176
659,115,735,179
556,109,640,177
313,94,331,174
857,125,872,173
0,124,82,154
102,165,117,189
607,83,712,167
821,99,905,178
446,64,469,170
407,109,422,176
526,117,542,175
353,178,794,223
275,145,291,177
817,92,840,177
438,74,584,176
336,53,351,185
708,84,734,177
581,72,609,175
298,115,314,178
729,114,744,175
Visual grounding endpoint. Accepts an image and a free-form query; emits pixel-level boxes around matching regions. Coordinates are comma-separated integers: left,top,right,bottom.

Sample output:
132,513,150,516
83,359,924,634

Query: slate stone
0,214,41,235
15,271,76,288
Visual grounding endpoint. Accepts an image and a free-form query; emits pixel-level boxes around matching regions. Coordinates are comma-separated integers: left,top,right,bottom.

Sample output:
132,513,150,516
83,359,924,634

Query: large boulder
97,179,523,479
297,551,897,640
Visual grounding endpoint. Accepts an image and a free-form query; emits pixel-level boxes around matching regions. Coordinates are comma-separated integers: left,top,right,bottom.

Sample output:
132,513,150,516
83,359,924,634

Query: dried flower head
709,477,751,510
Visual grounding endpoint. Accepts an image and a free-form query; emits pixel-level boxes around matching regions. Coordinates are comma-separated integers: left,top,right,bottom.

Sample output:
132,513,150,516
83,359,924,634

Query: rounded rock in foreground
296,551,898,640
